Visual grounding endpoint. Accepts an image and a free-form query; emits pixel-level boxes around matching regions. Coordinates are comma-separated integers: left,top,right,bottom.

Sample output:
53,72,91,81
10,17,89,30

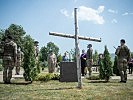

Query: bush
35,73,60,81
113,56,120,76
86,75,100,80
0,59,3,71
99,46,112,82
22,35,39,81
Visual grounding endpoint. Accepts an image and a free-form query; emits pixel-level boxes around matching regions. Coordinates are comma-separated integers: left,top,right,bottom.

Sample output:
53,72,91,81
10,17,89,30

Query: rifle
113,46,117,49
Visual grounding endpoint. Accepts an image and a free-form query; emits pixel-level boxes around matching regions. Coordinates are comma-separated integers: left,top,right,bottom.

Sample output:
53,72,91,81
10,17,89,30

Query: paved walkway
0,69,133,82
0,68,24,82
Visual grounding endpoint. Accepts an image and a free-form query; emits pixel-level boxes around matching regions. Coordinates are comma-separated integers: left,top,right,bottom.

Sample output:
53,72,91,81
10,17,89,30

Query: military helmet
34,41,39,46
87,44,92,48
120,39,125,43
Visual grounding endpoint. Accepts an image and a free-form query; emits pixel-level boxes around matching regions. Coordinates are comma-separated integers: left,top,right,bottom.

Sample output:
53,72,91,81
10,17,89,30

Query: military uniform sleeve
127,47,131,61
115,47,120,56
14,43,17,60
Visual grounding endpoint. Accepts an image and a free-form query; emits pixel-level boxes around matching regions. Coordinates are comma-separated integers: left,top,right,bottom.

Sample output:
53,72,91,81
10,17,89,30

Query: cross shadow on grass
45,87,75,91
88,80,109,83
87,79,120,83
0,81,32,85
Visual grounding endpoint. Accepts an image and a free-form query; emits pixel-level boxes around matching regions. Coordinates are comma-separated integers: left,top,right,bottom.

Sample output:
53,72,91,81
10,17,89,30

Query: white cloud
60,9,69,17
60,6,105,24
108,9,118,14
74,0,77,3
78,6,105,24
122,12,129,16
111,19,118,23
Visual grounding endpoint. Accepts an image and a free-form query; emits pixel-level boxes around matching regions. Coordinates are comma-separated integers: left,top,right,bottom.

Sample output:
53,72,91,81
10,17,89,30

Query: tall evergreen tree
93,50,98,65
99,46,112,81
113,56,120,76
22,35,38,82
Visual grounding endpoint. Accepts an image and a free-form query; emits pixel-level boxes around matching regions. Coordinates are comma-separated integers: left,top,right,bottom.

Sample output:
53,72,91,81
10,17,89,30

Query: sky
0,0,133,55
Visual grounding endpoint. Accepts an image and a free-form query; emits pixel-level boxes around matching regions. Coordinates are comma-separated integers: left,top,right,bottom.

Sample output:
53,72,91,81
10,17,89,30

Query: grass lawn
0,77,133,100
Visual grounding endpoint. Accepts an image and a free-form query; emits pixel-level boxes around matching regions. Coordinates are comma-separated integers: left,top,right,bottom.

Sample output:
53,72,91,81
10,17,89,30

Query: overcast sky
0,0,133,54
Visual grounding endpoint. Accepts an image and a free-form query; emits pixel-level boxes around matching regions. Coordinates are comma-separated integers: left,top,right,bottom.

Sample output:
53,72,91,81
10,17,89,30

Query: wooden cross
49,8,101,88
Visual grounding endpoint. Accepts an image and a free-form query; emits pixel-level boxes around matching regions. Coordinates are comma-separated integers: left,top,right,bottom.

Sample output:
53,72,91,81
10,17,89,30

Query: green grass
0,78,133,100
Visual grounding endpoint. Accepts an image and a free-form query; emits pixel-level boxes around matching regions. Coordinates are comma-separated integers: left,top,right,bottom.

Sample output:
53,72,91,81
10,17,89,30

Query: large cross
49,8,101,88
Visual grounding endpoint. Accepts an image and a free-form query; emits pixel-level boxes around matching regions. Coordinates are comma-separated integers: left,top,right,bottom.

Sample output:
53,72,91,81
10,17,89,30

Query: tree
5,24,26,49
99,46,112,81
47,42,59,56
22,35,38,81
93,50,98,65
39,42,59,62
57,54,62,63
39,46,48,62
113,56,120,76
70,49,76,62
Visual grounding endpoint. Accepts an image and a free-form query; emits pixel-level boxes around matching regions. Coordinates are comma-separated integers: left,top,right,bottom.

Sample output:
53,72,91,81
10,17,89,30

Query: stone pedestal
60,62,78,82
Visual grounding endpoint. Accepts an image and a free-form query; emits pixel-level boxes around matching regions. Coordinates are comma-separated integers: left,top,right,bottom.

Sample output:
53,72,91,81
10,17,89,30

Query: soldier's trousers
3,60,14,82
86,59,93,76
117,59,127,81
16,61,21,74
48,62,56,73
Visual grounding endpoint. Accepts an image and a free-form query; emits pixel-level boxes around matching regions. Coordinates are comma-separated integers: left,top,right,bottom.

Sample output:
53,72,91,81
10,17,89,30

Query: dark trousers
81,62,86,76
128,63,133,74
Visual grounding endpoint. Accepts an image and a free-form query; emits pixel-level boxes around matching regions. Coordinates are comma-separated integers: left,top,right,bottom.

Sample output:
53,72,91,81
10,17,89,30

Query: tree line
1,24,132,82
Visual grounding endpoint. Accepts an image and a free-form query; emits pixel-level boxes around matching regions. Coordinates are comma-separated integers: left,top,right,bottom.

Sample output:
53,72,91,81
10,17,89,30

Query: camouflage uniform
115,40,130,83
34,41,39,64
3,36,17,83
86,44,93,76
16,48,23,75
47,52,57,73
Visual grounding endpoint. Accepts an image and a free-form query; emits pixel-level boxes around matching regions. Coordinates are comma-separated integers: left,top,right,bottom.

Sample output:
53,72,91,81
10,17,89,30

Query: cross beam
49,8,101,89
49,32,101,42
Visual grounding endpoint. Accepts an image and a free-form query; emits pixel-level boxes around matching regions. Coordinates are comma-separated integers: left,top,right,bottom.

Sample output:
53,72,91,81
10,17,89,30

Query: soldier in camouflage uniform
3,34,17,84
115,39,130,83
86,44,93,77
15,47,23,75
47,51,57,73
34,41,39,64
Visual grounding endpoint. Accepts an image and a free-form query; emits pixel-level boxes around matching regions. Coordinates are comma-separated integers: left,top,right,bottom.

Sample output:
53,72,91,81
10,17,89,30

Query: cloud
78,6,105,24
74,0,77,3
111,19,118,23
122,12,129,16
60,6,105,24
108,9,118,14
60,9,69,17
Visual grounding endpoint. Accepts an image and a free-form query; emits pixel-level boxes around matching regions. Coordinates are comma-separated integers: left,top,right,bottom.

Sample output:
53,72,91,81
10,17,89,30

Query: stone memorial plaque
60,62,78,82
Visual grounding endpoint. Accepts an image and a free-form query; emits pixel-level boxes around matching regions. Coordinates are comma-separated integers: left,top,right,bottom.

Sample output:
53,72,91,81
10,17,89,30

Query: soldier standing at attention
115,39,130,83
15,47,23,75
86,44,93,77
47,51,57,73
3,34,17,84
34,41,39,63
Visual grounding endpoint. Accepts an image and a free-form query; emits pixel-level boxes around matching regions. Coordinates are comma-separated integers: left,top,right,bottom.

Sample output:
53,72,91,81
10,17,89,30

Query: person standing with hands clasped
115,39,130,83
80,50,86,76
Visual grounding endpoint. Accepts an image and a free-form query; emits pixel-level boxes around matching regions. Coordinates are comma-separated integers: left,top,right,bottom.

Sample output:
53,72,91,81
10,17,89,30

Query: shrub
86,75,100,80
99,46,113,82
35,73,60,81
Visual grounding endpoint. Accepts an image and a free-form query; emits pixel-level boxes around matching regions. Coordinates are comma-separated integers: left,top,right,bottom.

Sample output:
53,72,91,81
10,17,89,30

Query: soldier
15,47,23,75
34,41,39,63
115,39,130,83
47,51,57,73
3,35,17,84
86,44,93,77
